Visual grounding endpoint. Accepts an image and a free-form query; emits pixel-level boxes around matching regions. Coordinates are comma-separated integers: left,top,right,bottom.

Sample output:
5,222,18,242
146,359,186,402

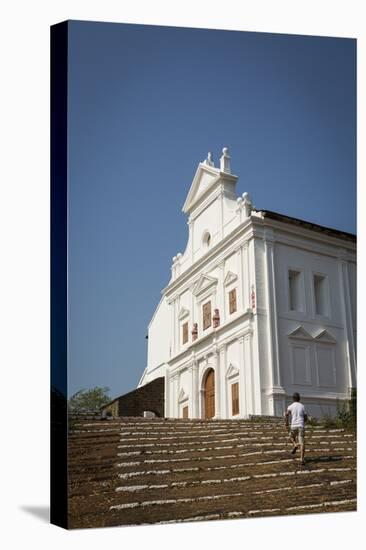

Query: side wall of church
144,297,171,385
272,237,356,418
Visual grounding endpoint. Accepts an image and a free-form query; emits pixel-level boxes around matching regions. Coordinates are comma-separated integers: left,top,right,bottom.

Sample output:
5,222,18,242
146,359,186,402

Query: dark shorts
289,427,305,445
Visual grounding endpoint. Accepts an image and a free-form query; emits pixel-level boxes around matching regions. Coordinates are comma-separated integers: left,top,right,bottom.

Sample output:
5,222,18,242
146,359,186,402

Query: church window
182,405,189,418
314,274,328,316
202,301,212,330
229,288,237,314
231,382,239,416
182,322,189,344
288,270,301,311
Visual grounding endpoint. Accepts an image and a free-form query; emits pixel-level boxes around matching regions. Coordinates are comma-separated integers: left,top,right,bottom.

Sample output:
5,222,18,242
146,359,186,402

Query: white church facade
138,148,357,420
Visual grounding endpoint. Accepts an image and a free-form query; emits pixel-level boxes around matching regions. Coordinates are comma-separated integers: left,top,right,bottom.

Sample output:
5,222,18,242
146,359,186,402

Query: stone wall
102,377,165,417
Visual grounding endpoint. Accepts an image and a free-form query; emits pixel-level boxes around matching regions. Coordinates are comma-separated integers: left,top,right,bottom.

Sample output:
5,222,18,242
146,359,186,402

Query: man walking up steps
285,392,308,466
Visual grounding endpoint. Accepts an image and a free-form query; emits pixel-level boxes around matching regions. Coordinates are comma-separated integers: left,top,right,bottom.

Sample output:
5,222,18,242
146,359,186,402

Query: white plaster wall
226,340,239,369
274,243,343,323
348,262,357,329
223,193,239,236
271,239,355,417
145,297,171,383
224,252,237,274
192,200,220,260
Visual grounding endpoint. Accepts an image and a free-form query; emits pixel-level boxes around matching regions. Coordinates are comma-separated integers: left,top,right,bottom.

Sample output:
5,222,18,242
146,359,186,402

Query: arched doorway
203,368,215,419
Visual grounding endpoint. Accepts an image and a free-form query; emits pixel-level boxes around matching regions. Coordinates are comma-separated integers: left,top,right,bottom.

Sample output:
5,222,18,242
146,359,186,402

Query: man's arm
284,409,290,427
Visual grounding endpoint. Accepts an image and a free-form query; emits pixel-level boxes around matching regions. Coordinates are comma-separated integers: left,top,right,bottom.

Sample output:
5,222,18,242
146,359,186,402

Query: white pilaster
213,349,221,419
243,242,250,310
237,246,245,311
164,369,170,417
264,232,282,393
219,188,224,239
172,373,179,418
190,359,199,418
244,332,254,415
338,256,357,389
219,345,226,418
248,238,262,414
188,217,194,264
218,261,225,322
238,336,246,417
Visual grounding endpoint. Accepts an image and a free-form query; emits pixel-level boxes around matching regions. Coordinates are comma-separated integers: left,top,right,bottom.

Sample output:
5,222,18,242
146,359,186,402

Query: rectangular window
182,405,189,418
314,274,327,316
231,382,239,416
202,301,211,330
182,322,188,344
229,288,237,314
288,270,301,311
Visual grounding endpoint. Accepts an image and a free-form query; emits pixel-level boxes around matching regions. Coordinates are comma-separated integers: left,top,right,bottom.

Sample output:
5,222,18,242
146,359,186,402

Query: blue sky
67,21,356,399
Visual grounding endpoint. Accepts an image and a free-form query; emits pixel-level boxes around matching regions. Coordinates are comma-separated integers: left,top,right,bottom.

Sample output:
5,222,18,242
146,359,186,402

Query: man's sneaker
300,459,306,466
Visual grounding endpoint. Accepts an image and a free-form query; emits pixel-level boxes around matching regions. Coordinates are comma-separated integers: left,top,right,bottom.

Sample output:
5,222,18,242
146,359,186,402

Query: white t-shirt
287,402,307,428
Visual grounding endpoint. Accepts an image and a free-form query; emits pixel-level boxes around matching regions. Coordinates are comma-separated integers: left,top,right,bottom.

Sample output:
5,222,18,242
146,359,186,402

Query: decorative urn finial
204,151,214,167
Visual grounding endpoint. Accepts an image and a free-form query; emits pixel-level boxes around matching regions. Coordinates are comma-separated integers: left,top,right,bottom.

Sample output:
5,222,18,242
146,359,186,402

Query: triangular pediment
178,306,190,320
288,326,313,341
226,363,239,379
192,273,218,296
224,271,238,286
182,163,221,214
314,329,336,344
178,388,188,402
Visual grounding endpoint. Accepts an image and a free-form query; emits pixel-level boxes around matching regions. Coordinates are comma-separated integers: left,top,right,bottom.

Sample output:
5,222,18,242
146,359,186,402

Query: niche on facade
226,364,240,417
224,271,238,317
193,274,218,336
178,307,190,346
178,388,189,418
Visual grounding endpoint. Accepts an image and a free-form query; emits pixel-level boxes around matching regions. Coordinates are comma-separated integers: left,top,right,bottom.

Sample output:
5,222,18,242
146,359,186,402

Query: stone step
68,415,357,528
115,439,356,458
68,446,355,480
104,483,356,527
154,497,357,525
116,434,352,448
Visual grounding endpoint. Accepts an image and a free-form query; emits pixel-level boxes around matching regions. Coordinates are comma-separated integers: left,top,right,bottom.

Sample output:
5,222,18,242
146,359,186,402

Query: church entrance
204,368,215,419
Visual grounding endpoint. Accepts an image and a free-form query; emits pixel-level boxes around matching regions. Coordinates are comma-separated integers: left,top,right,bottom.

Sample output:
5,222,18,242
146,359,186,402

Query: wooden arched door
204,369,215,419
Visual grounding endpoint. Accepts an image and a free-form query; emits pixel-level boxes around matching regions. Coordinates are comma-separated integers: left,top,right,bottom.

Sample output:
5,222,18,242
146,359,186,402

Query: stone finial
213,308,220,328
191,323,198,341
220,147,231,173
203,152,214,167
242,192,253,218
172,253,182,264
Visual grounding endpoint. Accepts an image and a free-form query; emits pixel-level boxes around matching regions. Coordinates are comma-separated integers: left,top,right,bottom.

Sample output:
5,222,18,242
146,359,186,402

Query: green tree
68,386,111,414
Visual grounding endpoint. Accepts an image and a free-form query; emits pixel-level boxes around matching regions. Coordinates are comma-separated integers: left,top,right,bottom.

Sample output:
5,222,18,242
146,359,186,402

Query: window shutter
229,289,237,314
231,382,239,416
202,301,212,330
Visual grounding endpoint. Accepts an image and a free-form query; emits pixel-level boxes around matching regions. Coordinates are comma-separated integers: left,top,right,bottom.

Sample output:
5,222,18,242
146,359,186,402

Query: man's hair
292,392,300,402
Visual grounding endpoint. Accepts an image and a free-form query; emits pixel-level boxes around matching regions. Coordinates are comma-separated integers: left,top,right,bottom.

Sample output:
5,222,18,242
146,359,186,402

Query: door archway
203,368,215,419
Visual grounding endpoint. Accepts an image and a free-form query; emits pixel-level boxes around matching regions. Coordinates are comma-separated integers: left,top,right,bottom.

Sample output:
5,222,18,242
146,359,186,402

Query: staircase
68,416,357,529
